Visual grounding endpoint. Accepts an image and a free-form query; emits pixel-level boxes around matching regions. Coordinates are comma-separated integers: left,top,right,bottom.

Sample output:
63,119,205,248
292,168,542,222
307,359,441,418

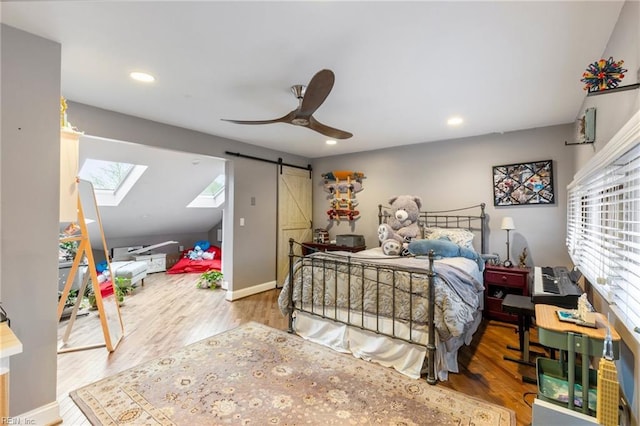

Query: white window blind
567,110,640,335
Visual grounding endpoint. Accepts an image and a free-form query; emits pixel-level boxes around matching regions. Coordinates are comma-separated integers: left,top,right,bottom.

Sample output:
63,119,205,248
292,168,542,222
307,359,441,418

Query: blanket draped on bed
278,250,484,342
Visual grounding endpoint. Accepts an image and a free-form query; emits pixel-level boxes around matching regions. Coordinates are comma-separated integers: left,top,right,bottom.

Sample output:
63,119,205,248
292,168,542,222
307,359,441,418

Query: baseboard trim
225,280,277,301
15,400,61,426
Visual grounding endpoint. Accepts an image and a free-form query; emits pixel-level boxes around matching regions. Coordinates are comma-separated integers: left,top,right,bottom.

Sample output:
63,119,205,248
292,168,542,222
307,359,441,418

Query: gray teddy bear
378,195,422,256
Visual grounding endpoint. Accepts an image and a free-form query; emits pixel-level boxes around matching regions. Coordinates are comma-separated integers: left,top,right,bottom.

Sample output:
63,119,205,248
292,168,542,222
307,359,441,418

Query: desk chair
501,294,547,384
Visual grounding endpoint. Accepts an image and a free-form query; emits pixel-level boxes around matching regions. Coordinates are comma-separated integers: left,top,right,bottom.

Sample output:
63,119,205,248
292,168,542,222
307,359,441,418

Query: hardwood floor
57,272,541,425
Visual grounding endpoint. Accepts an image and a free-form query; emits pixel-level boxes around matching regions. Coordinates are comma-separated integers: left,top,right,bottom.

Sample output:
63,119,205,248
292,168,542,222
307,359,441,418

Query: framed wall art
492,159,554,206
577,107,596,144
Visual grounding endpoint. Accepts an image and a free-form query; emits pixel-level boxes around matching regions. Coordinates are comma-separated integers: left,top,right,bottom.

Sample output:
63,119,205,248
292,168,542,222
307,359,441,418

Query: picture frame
492,159,554,206
576,107,596,144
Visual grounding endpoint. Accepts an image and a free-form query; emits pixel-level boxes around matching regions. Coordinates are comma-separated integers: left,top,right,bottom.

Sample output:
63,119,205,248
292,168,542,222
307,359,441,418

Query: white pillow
424,227,475,250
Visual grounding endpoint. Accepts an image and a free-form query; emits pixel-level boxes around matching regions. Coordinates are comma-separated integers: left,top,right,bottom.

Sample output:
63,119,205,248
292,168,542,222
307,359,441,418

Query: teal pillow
408,238,462,257
407,238,482,270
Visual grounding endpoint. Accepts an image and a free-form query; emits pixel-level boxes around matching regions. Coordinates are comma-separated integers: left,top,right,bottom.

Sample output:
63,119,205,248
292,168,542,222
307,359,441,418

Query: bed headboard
378,203,487,254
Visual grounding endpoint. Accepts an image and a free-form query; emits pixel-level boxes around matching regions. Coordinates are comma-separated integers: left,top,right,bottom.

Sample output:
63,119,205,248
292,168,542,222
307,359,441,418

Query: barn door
277,166,312,286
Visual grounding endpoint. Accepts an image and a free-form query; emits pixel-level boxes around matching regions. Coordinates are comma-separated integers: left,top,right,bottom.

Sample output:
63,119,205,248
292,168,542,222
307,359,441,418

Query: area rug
70,322,515,425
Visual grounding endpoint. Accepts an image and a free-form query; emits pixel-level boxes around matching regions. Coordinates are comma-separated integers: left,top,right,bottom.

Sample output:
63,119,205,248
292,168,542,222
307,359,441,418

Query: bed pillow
206,246,218,259
408,238,483,270
423,227,474,250
408,238,476,259
194,240,211,251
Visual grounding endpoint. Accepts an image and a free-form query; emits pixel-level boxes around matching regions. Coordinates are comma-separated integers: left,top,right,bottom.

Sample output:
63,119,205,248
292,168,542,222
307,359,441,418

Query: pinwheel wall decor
580,57,627,93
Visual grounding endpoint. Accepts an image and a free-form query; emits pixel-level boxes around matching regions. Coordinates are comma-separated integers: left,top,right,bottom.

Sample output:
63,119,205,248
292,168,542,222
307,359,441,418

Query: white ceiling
1,1,626,159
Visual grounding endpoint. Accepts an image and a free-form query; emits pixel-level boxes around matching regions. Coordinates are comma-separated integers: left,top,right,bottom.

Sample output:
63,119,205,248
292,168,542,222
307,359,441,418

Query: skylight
188,174,225,208
79,158,147,206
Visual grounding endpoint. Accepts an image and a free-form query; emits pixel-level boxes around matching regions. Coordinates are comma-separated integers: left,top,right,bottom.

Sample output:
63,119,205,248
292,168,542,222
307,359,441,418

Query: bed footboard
285,238,438,384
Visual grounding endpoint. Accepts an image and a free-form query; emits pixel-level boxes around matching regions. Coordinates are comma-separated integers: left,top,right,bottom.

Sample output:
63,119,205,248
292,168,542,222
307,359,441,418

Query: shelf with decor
580,57,639,97
586,83,639,97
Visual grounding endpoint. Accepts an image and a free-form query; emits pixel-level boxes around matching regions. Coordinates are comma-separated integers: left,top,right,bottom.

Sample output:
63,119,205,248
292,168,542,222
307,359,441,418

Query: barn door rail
225,151,312,176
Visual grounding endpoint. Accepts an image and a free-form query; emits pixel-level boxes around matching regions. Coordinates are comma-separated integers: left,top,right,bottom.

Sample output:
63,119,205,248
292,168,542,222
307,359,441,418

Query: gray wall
1,25,60,416
209,221,223,247
311,124,575,269
227,158,278,289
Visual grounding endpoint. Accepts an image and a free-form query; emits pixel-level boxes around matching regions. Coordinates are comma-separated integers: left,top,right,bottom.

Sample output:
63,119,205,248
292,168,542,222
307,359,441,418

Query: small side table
0,323,23,417
501,294,545,383
483,264,529,322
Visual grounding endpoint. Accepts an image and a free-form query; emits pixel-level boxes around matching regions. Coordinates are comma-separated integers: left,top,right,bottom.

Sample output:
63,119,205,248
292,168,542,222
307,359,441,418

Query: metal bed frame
285,203,486,384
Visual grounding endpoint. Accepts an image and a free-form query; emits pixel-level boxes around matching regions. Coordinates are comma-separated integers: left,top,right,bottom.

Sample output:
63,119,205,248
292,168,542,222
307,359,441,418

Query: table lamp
501,217,515,267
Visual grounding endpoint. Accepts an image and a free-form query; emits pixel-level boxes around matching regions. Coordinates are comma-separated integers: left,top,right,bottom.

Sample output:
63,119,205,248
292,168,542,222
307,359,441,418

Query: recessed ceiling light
130,71,155,83
326,140,337,145
447,116,463,126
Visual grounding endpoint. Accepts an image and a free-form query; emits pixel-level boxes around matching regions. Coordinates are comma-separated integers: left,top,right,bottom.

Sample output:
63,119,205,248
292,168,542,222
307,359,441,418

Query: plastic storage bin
536,357,598,416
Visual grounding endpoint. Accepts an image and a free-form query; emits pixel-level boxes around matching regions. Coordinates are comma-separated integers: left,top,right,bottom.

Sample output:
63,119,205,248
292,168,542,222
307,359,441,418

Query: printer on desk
336,234,365,248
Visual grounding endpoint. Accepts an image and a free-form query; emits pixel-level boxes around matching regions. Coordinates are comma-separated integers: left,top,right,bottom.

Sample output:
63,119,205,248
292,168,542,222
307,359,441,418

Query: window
187,174,225,208
566,110,640,340
79,158,147,206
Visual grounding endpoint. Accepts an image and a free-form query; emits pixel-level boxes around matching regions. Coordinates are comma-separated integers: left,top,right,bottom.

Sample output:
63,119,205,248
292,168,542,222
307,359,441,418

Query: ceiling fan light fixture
326,139,337,145
130,71,155,83
447,116,464,126
292,118,310,126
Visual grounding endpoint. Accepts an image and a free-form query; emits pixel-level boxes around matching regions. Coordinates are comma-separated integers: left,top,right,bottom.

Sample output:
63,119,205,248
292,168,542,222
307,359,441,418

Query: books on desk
556,309,597,328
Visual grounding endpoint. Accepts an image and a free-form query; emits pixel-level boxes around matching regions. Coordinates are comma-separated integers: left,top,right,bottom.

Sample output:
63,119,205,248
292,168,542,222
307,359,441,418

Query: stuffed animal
378,195,422,255
188,245,204,260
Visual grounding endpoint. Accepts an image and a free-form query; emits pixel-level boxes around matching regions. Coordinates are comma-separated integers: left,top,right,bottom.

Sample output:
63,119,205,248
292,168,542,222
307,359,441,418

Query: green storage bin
536,357,598,416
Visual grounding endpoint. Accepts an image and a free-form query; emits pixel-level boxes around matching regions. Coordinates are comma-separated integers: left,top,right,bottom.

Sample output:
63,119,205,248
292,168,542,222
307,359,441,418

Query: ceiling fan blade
221,111,296,125
298,69,335,116
308,116,353,139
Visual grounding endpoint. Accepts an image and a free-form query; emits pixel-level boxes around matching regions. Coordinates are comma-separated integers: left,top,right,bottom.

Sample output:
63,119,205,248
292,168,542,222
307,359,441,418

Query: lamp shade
501,217,515,230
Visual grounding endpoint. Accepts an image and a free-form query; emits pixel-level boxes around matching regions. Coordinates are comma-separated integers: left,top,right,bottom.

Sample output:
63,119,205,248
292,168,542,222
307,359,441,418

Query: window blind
567,110,640,335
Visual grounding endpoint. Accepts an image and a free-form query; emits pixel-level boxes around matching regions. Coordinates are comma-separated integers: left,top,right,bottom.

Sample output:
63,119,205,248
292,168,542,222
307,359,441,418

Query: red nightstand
483,264,529,323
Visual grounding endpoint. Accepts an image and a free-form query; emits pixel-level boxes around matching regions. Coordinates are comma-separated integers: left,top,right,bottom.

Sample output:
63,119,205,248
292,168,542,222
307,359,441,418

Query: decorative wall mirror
57,179,123,352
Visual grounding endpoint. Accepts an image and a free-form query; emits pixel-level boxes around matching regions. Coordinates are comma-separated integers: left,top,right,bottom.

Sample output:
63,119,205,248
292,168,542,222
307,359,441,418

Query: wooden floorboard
57,272,541,425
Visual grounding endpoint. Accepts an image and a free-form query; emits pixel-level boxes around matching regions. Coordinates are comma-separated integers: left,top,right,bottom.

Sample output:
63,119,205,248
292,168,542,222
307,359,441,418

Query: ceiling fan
221,69,353,140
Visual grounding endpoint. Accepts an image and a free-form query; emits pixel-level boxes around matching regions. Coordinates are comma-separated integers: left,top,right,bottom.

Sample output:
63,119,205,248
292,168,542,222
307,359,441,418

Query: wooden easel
57,182,124,353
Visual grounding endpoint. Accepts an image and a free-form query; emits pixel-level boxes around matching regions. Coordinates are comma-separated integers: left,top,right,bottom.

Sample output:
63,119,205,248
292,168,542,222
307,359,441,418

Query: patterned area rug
70,322,515,425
